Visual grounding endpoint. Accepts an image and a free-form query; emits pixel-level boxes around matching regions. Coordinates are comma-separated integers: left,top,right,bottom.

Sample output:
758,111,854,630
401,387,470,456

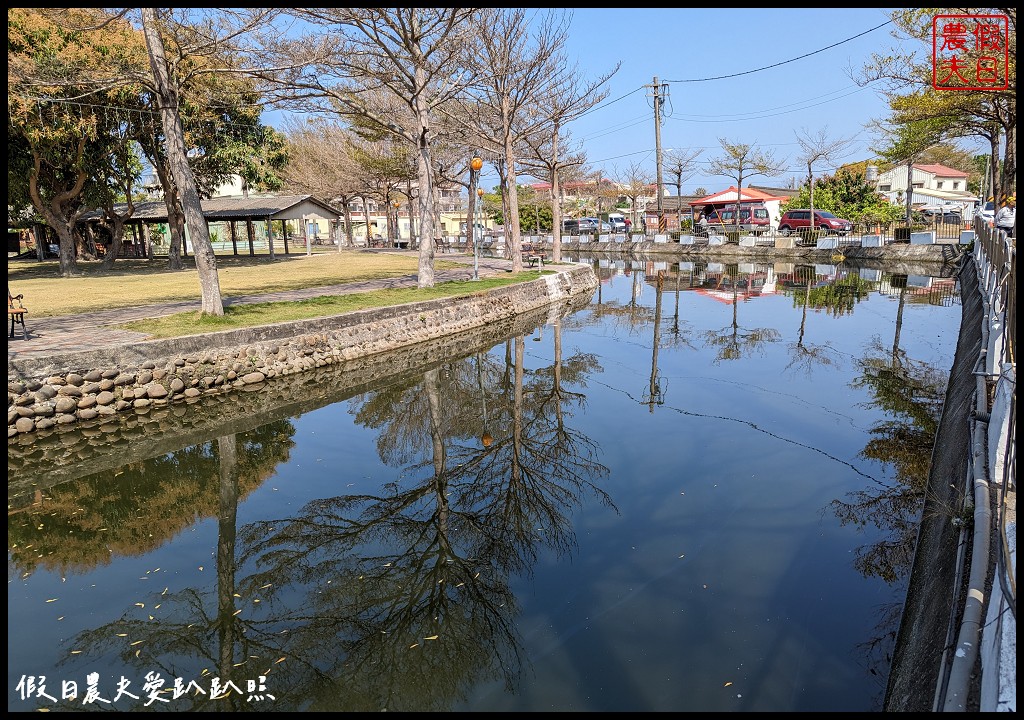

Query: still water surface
8,258,962,712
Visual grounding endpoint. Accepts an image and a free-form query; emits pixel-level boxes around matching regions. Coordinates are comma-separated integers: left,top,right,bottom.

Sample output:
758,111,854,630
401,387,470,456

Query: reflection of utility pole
645,272,666,411
893,282,907,368
672,270,681,335
216,433,240,710
647,76,668,234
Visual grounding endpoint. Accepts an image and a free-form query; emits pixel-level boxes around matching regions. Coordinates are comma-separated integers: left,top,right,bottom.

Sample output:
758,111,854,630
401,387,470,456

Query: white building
874,163,978,219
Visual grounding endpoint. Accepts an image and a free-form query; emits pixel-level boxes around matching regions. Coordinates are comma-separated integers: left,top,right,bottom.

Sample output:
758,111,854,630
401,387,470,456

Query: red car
778,209,853,235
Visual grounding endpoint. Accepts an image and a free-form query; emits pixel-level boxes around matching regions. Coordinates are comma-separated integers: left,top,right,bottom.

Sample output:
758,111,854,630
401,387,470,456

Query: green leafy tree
858,9,1015,206
8,7,147,276
781,168,904,226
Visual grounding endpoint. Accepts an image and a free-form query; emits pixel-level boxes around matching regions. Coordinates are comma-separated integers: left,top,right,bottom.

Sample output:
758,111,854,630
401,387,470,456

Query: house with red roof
688,186,792,229
873,163,976,213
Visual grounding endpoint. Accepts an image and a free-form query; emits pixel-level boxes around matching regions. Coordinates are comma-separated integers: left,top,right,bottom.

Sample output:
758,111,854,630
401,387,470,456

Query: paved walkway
8,252,517,361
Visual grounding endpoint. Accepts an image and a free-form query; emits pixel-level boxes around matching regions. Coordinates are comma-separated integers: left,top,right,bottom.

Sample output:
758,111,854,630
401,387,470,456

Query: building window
879,184,891,192
936,181,944,189
912,183,924,189
952,182,959,190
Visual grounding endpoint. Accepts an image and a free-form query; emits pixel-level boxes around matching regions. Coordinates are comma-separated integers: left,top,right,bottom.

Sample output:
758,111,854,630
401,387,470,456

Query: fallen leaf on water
198,566,204,571
424,635,439,641
148,615,154,620
116,633,128,637
233,609,242,616
130,641,144,646
234,593,241,598
135,603,145,608
45,598,58,603
70,650,82,655
275,657,286,664
409,643,419,649
724,681,733,687
260,583,272,589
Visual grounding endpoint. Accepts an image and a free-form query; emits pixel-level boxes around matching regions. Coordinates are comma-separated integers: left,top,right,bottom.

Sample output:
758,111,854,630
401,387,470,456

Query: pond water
8,257,963,712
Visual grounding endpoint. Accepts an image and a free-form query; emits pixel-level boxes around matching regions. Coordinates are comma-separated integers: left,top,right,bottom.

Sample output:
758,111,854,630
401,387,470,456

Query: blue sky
262,8,987,197
502,7,980,195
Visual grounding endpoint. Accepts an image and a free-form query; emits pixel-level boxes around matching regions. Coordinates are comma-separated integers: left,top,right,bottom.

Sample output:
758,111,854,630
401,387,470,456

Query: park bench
8,289,28,340
521,245,547,268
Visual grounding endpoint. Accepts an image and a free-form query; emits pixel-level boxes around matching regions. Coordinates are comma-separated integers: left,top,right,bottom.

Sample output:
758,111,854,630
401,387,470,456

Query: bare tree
460,9,591,271
517,47,617,262
707,138,786,235
794,127,854,231
141,8,225,314
664,148,703,230
276,9,480,288
617,161,655,233
520,132,586,261
280,117,368,249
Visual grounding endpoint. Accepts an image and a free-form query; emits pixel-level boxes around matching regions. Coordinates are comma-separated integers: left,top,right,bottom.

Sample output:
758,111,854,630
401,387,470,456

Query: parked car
919,207,963,225
977,201,995,224
778,209,854,235
697,203,770,235
562,218,589,234
605,213,628,232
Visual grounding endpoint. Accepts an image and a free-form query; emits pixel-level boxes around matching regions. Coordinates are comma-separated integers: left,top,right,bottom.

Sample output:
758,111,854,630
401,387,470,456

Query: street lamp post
475,187,484,281
470,155,483,281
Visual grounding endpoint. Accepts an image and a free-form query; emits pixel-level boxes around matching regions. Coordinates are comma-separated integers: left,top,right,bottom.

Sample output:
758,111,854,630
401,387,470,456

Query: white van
605,213,628,232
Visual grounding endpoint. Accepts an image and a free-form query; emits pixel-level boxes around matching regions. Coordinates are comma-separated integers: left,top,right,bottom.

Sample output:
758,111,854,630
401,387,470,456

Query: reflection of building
643,263,781,305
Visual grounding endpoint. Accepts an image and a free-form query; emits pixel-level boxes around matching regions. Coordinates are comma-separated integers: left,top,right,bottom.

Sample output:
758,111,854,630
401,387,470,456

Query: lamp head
471,155,483,172
477,188,484,198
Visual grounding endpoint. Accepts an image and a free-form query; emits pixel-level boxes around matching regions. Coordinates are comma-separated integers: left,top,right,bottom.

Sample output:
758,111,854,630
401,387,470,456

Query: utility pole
648,77,668,234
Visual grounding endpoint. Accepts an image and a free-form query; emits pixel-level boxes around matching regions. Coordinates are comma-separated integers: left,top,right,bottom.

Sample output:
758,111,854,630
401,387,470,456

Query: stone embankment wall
558,239,965,264
7,295,591,498
7,265,597,439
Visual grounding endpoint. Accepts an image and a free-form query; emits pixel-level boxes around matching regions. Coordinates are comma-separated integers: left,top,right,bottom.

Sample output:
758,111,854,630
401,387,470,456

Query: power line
663,20,893,83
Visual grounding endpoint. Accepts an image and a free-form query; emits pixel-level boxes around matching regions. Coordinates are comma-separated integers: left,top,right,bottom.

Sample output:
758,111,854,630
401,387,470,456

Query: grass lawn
7,251,466,318
119,273,545,338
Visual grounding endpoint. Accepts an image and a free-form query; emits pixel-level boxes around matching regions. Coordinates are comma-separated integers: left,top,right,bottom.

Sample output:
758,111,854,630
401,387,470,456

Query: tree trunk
99,216,125,270
551,124,563,262
32,225,46,262
413,83,436,288
142,7,224,315
1001,125,1015,200
28,154,86,277
342,197,354,249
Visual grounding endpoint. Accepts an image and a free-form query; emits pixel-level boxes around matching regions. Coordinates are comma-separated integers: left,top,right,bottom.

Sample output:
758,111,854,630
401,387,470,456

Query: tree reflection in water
832,324,947,688
224,328,613,711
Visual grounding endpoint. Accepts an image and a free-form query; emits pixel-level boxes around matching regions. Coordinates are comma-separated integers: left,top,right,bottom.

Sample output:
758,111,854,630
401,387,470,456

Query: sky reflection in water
8,258,962,712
